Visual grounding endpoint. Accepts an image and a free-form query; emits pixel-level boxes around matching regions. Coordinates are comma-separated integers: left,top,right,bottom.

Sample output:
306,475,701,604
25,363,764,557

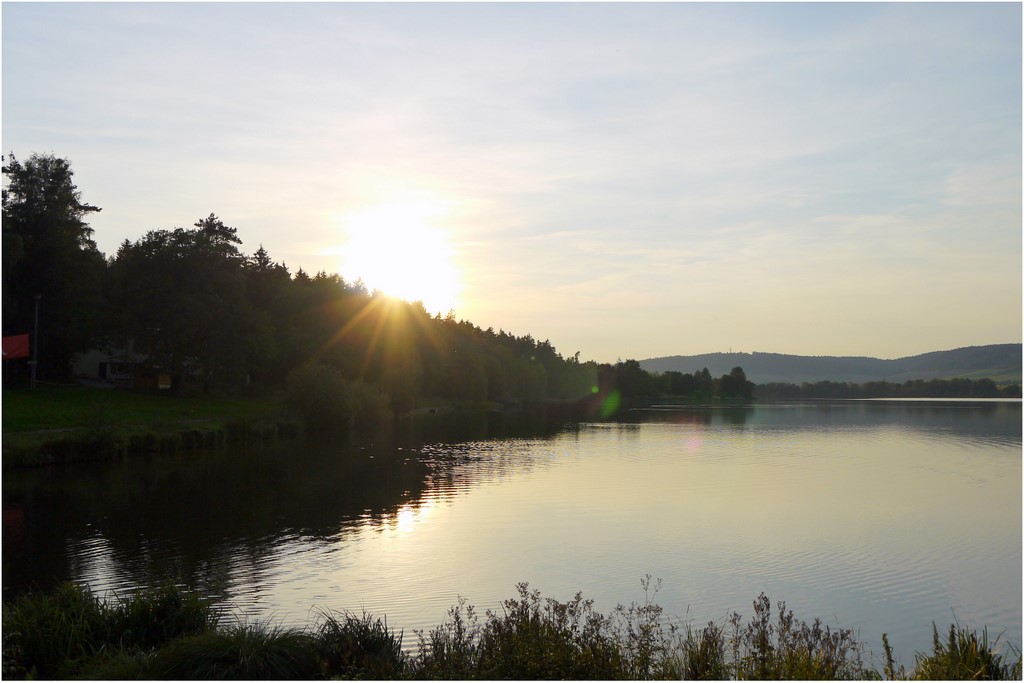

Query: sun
340,202,461,315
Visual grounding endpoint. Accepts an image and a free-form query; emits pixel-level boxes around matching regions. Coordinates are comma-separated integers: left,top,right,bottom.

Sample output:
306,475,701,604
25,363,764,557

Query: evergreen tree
2,153,106,380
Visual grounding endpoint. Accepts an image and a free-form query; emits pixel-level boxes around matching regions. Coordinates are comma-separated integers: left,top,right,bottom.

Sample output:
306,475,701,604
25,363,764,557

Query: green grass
2,387,292,467
2,386,281,434
3,582,1021,680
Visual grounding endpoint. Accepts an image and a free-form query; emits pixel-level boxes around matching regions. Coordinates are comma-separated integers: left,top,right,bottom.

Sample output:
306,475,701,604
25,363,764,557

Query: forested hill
639,344,1022,385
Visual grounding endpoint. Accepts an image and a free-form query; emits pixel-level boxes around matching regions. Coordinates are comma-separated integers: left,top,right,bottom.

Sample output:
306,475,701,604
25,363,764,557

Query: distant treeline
641,345,1023,386
595,361,754,402
755,377,1022,400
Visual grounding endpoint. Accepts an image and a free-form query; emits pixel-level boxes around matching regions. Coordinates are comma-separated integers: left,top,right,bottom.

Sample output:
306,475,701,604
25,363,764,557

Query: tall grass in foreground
901,623,1022,680
1,582,217,679
3,581,1021,680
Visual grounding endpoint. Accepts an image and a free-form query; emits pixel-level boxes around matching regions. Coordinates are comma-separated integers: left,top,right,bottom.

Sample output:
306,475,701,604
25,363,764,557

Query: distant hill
639,344,1022,385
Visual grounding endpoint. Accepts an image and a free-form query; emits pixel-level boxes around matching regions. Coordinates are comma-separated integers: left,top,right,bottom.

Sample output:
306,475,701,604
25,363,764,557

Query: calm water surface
4,400,1020,665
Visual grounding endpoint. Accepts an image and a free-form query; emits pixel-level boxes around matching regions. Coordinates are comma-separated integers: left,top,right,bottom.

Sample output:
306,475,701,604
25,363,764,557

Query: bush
284,363,351,430
727,593,866,680
346,377,395,430
284,363,392,431
414,583,633,680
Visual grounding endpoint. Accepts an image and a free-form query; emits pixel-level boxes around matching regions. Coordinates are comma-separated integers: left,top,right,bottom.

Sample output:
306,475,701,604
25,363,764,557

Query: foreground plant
727,593,866,680
147,623,319,680
909,623,1022,680
314,608,406,679
413,581,866,680
1,582,216,679
4,582,1022,680
414,583,633,679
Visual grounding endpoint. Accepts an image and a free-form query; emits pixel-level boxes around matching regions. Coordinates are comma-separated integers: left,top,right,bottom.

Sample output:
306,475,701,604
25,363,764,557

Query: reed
106,583,220,650
146,623,319,680
908,623,1022,680
2,583,109,679
313,608,406,678
1,582,216,679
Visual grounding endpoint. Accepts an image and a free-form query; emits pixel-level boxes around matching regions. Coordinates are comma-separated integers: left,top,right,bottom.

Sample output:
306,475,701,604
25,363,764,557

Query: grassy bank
2,387,298,468
3,582,1020,680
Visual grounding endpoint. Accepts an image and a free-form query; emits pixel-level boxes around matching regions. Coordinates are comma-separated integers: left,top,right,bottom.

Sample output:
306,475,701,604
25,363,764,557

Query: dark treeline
2,152,759,414
2,153,599,409
757,377,1022,400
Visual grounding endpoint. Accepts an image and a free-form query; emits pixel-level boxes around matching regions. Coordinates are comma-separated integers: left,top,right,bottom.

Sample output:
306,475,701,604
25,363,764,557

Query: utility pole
30,293,40,390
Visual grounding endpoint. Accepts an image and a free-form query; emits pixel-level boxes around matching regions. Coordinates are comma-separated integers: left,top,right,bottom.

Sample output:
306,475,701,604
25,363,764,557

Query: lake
3,399,1020,667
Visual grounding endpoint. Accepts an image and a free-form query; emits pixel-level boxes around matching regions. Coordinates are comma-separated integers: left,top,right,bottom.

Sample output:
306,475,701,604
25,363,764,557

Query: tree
243,244,293,388
109,215,270,393
2,153,106,380
695,367,714,398
719,366,754,400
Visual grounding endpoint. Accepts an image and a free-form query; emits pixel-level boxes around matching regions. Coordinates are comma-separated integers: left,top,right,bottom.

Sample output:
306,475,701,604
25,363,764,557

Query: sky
3,2,1021,364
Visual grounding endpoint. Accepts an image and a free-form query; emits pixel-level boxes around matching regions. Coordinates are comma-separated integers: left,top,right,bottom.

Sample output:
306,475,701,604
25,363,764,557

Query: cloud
3,2,1019,360
943,161,1023,209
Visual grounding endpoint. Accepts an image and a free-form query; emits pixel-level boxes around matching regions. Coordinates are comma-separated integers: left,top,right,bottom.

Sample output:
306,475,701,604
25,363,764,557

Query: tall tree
109,215,270,393
242,244,292,388
2,153,106,380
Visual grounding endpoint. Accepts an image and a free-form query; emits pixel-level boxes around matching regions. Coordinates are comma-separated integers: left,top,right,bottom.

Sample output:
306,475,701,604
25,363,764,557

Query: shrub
284,363,353,430
414,596,482,679
414,583,632,680
727,593,866,680
474,584,627,679
346,378,395,430
608,575,682,679
284,363,392,431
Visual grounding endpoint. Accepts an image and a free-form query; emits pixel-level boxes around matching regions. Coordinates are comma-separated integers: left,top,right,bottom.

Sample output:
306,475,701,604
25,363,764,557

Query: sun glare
340,202,460,315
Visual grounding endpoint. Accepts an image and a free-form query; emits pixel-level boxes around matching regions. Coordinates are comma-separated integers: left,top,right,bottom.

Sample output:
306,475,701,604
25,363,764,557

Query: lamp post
30,293,40,390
